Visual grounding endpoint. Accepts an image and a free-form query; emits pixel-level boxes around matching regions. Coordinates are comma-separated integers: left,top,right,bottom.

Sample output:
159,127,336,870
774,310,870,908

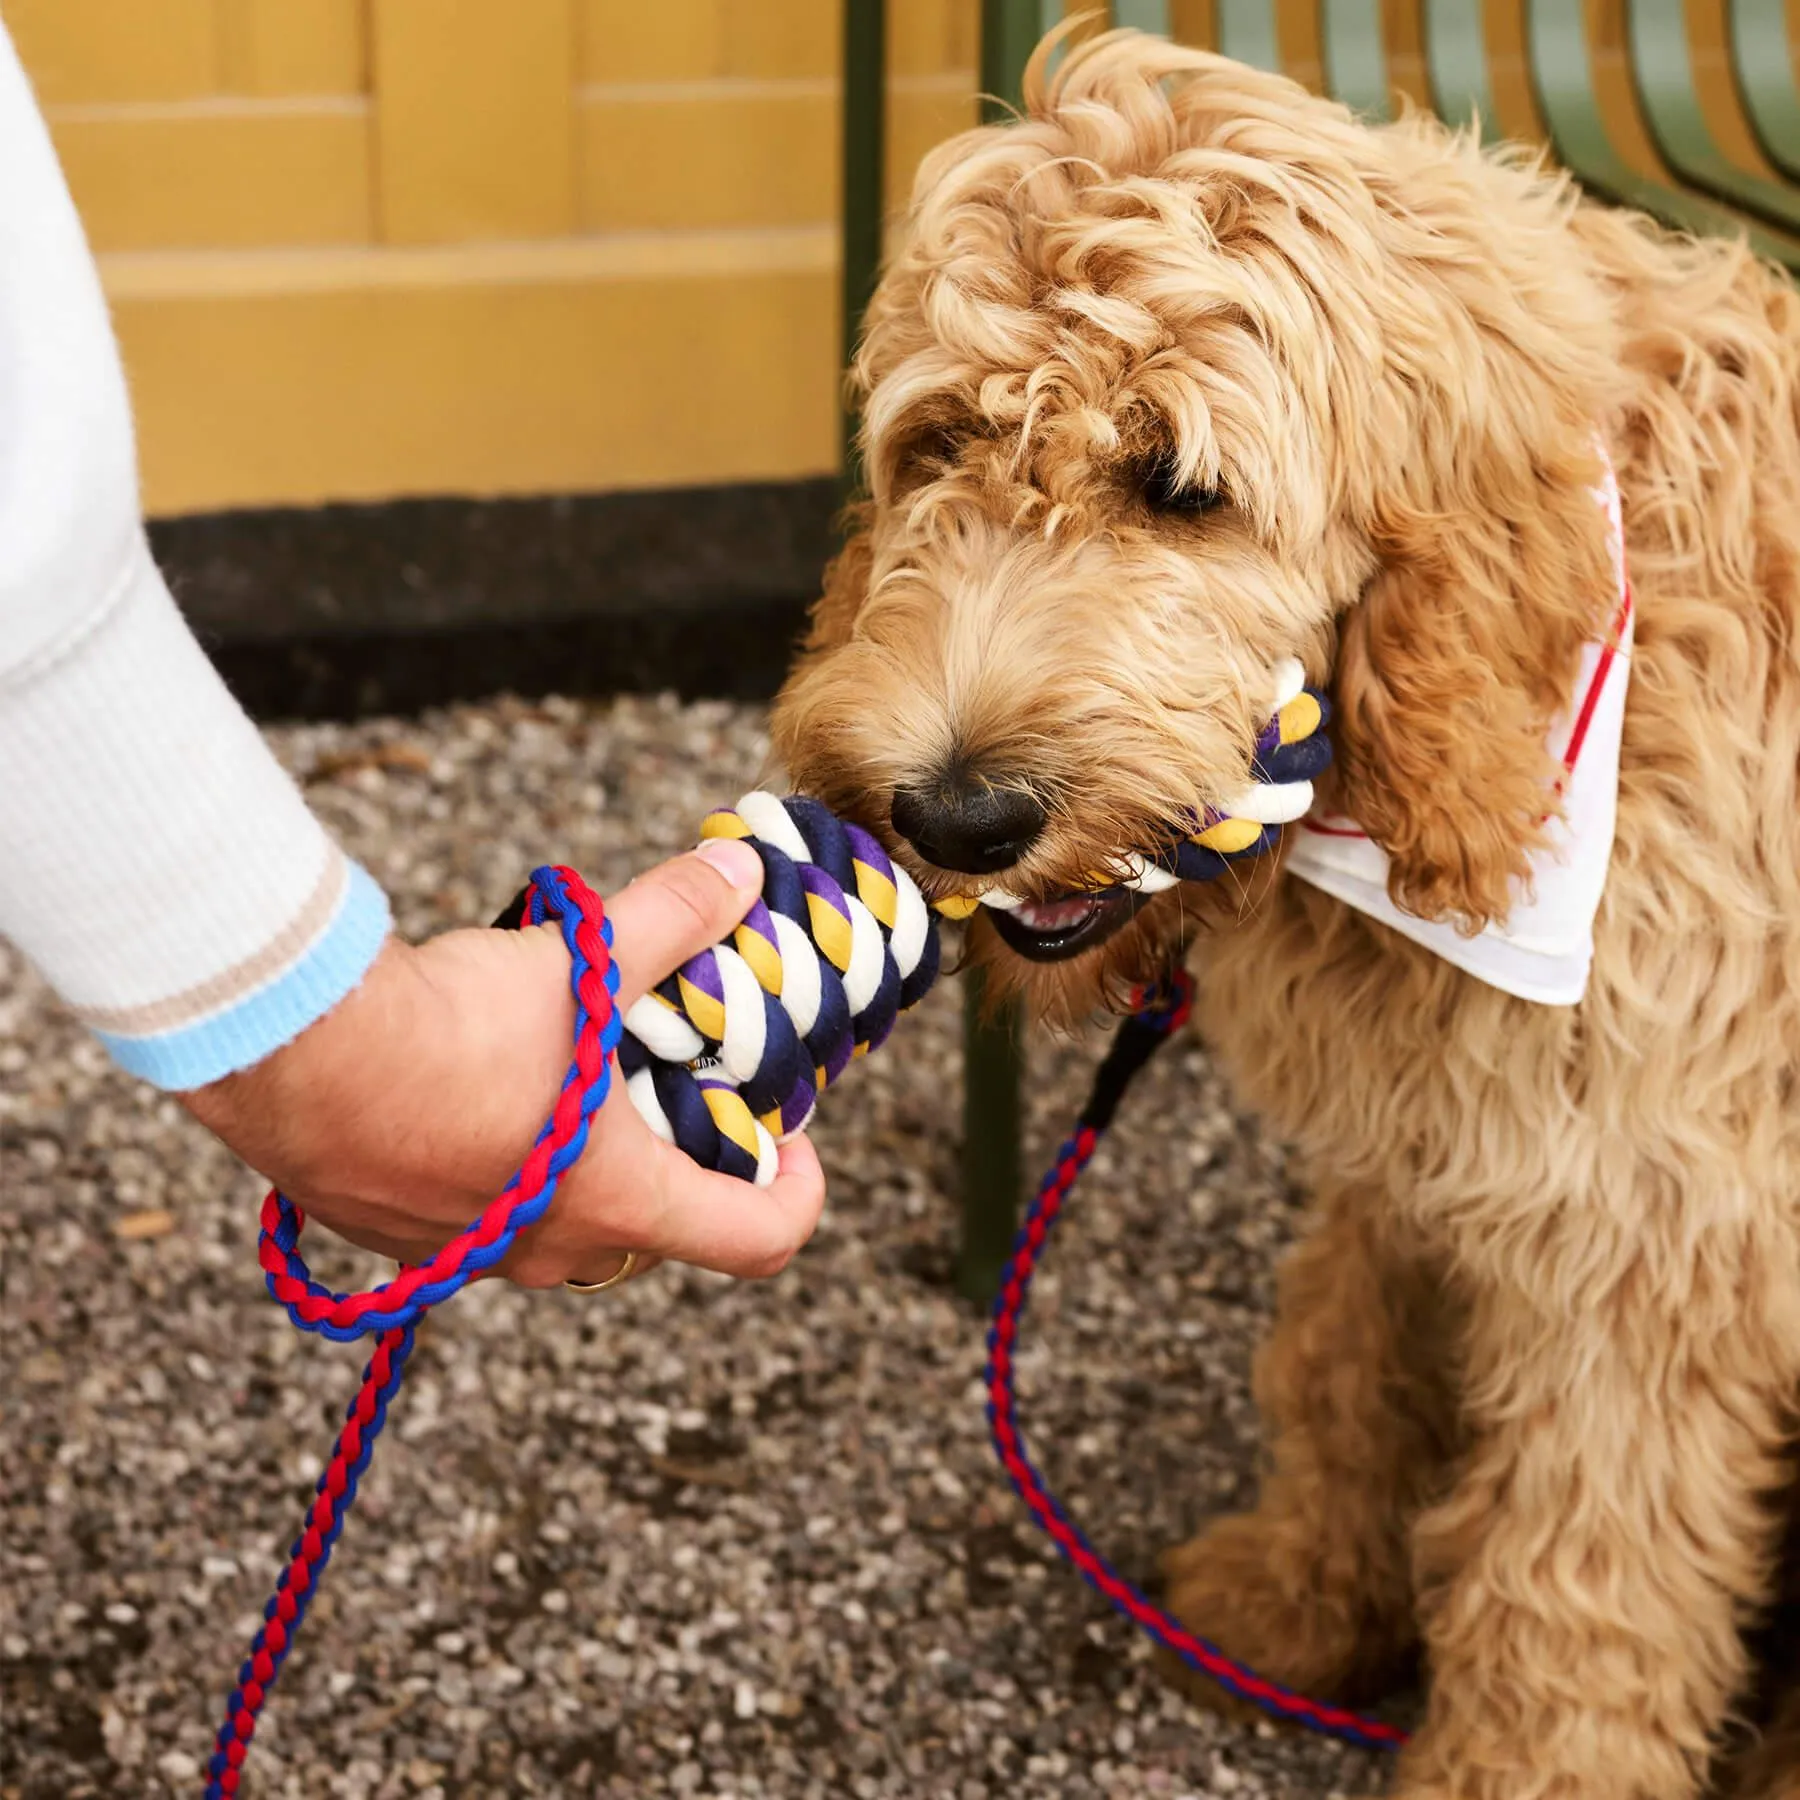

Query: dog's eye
1143,452,1224,515
892,424,963,493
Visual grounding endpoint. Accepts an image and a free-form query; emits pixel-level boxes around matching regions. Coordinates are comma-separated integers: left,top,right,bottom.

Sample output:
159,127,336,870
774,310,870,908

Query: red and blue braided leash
205,866,619,1797
984,970,1407,1752
205,867,1402,1797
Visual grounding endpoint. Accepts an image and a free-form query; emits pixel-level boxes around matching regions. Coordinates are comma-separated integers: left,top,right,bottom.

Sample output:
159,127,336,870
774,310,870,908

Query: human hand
180,838,825,1287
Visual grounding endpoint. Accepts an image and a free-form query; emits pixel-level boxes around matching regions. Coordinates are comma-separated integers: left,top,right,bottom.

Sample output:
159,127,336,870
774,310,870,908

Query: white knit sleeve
0,21,391,1090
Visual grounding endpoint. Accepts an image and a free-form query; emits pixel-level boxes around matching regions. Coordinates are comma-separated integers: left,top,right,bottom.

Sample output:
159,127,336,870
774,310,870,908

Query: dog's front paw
1156,1510,1412,1722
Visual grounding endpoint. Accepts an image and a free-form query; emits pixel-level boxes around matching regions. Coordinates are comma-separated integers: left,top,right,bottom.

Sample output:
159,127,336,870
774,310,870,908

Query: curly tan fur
772,30,1800,1800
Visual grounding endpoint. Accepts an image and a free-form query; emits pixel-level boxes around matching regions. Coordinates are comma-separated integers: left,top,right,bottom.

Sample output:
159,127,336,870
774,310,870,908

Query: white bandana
1284,454,1633,1007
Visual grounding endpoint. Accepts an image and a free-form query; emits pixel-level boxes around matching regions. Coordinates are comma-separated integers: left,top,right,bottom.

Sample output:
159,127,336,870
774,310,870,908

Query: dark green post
958,967,1024,1302
953,0,1046,1305
981,0,1045,120
840,0,886,497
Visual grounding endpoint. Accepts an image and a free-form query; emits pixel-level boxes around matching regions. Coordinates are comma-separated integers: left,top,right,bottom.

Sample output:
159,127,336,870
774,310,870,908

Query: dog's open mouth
912,658,1328,965
985,886,1149,962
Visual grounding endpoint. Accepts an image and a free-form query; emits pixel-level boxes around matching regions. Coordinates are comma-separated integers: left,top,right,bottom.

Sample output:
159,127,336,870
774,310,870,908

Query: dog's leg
1159,1185,1458,1710
1395,1255,1795,1800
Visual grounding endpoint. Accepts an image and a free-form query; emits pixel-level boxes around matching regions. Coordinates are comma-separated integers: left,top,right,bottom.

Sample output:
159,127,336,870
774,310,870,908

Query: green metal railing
1732,0,1800,185
1422,0,1503,139
1526,0,1800,264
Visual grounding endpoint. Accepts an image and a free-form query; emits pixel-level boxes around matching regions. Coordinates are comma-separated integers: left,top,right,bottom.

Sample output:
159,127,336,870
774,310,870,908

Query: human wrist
178,932,428,1196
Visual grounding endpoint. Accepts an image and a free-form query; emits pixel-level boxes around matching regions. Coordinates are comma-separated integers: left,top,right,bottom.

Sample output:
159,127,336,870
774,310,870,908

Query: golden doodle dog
771,28,1800,1800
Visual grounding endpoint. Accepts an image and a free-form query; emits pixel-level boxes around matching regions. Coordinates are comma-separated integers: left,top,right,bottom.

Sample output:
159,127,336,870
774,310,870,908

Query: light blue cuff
99,861,393,1090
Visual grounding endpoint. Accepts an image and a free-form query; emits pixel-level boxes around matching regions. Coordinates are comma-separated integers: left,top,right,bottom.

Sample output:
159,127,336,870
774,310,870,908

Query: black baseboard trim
199,600,812,720
150,479,838,721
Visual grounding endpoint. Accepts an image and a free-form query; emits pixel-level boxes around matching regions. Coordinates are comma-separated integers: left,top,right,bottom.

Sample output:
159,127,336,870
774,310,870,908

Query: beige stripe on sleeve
74,849,349,1035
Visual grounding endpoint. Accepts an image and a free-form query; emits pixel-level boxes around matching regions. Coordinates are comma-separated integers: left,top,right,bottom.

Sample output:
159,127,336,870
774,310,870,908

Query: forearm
0,544,391,1086
0,19,388,1088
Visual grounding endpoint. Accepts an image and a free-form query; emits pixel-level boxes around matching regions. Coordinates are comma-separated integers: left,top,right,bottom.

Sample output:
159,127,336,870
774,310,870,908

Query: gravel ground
1,693,1392,1800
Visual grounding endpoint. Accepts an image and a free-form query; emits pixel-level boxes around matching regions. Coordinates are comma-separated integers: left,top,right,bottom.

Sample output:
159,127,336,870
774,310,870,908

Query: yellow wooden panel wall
217,0,366,94
580,86,840,231
576,0,976,231
0,1,985,514
107,234,839,508
10,0,985,252
578,0,723,82
50,104,373,251
373,0,577,243
8,0,366,98
5,0,220,103
6,0,375,254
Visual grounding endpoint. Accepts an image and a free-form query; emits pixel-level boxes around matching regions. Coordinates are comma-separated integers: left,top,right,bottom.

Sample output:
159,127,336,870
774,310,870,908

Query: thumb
604,838,765,1007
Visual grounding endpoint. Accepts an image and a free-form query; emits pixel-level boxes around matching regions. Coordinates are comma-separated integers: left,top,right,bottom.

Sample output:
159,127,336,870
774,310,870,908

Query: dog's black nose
890,773,1046,874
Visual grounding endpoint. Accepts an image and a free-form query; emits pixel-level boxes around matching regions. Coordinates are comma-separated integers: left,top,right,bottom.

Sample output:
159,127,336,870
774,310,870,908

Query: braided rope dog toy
203,661,1397,1796
609,658,1333,1187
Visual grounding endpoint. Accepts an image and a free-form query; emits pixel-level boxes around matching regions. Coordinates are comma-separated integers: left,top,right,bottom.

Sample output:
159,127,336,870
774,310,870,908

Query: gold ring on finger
563,1250,639,1294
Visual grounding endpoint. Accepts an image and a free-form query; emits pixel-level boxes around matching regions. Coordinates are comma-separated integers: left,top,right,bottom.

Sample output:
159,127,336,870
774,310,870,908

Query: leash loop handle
206,867,615,1795
255,866,620,1341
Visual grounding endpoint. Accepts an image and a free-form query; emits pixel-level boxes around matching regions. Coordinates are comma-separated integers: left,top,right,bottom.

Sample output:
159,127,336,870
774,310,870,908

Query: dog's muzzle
940,657,1333,963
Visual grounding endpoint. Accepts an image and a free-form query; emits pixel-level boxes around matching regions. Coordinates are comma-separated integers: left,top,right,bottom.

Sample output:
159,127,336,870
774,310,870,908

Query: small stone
733,1681,757,1720
114,1208,175,1240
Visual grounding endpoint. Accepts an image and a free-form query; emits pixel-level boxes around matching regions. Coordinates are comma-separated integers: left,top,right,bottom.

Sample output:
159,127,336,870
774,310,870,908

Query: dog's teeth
1016,898,1099,932
979,889,1027,911
1270,657,1307,710
1221,780,1315,825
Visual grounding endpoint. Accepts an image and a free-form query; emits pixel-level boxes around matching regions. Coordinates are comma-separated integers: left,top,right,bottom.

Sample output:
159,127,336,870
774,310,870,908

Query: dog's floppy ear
1328,433,1620,932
